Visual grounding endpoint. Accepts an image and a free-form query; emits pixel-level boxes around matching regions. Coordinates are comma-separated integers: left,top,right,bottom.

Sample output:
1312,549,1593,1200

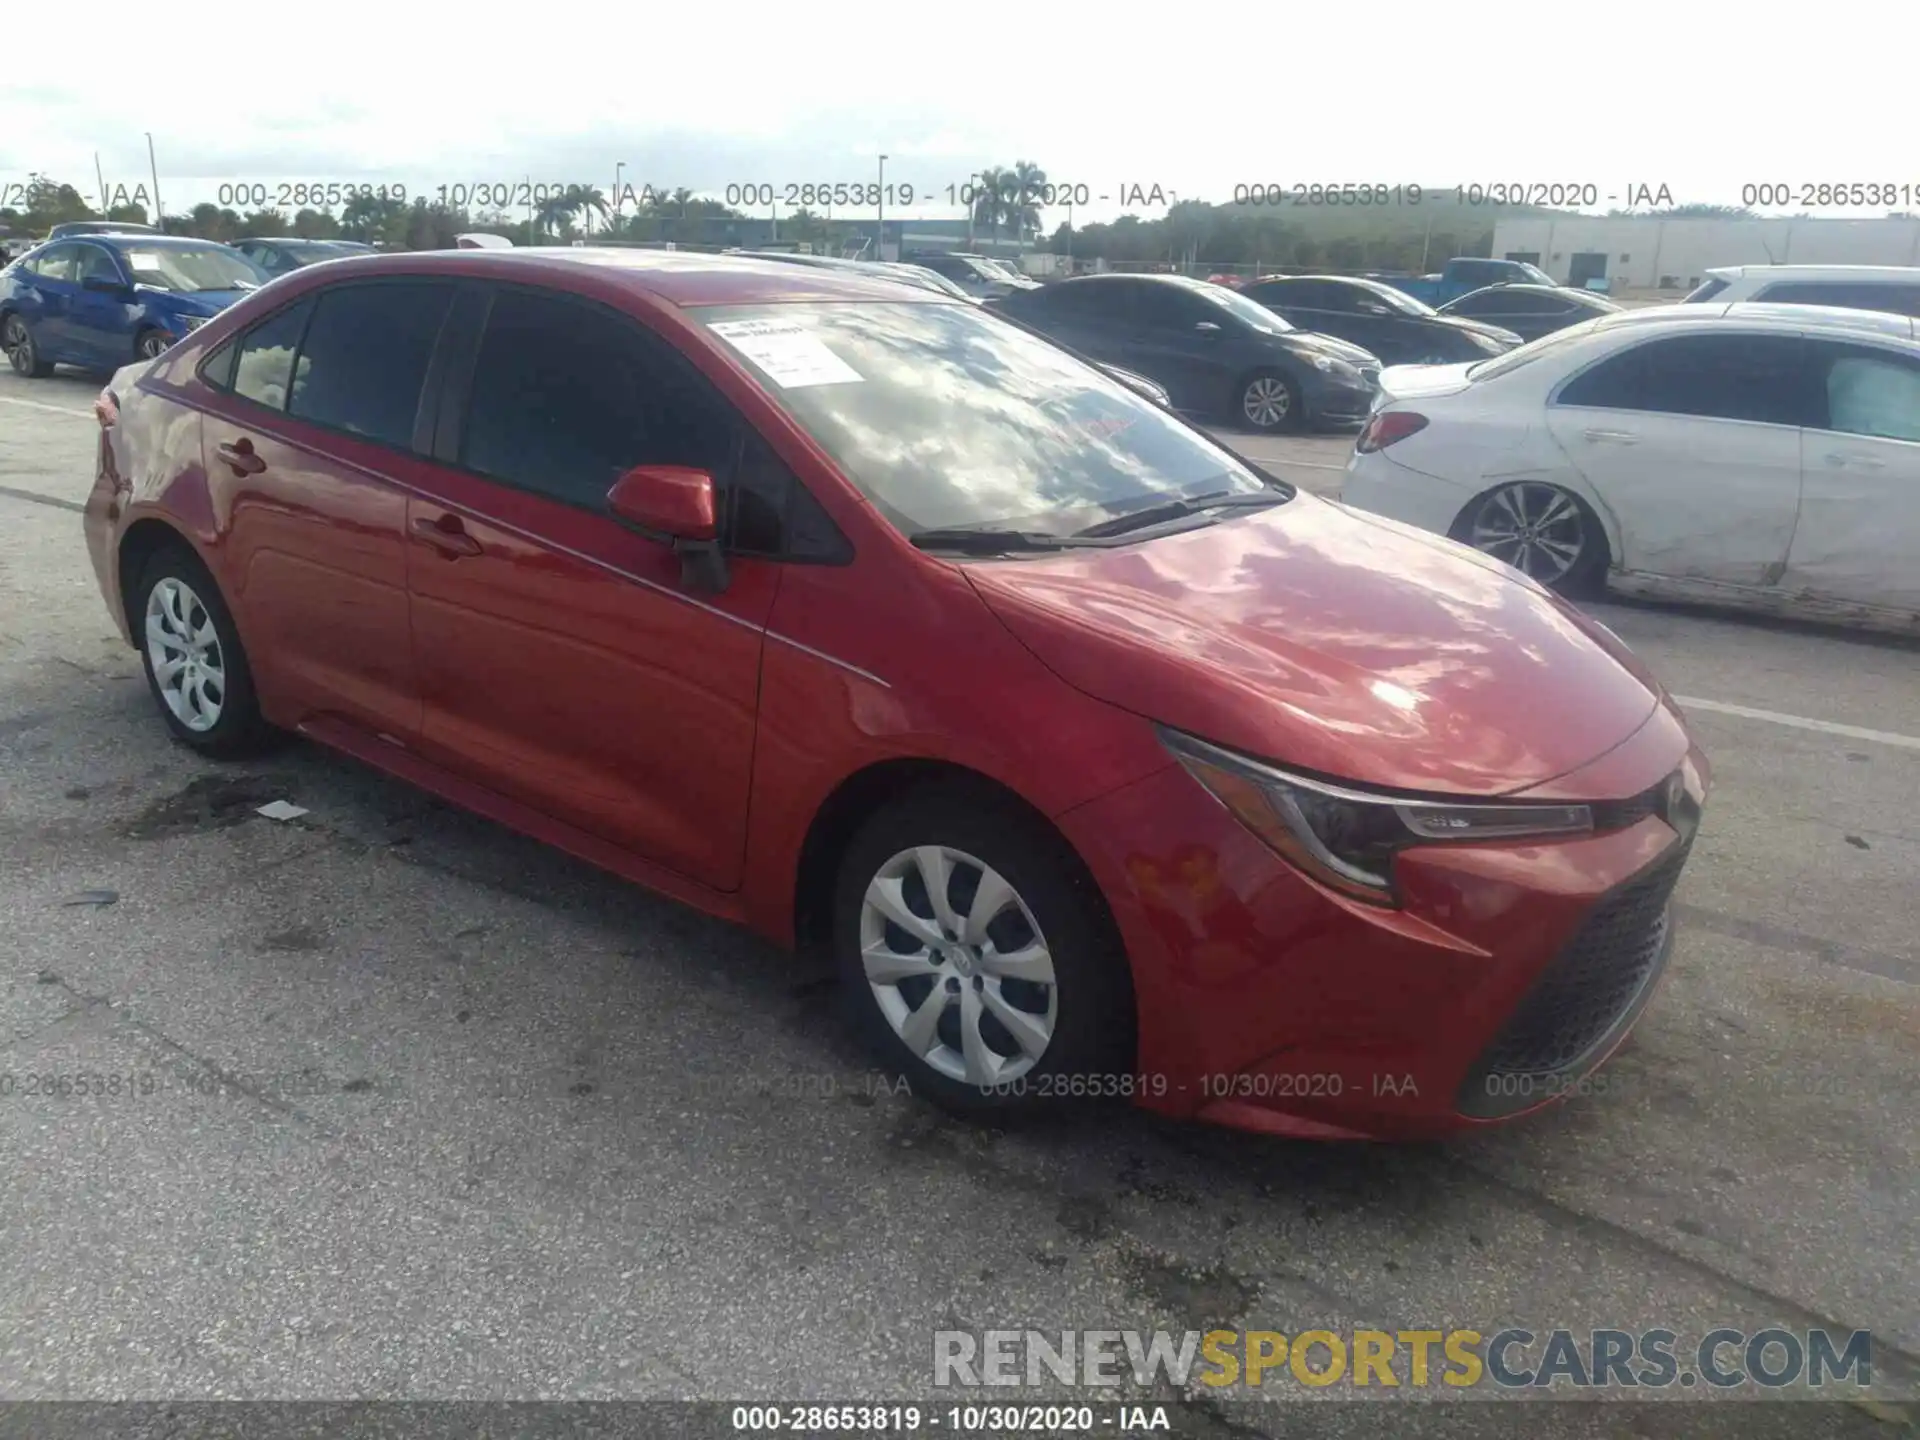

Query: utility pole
145,133,163,231
95,153,109,217
876,154,888,261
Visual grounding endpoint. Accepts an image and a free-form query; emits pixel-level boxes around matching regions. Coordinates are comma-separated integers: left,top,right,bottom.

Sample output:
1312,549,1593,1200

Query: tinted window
1129,283,1206,328
231,297,315,411
1248,279,1318,307
73,245,122,284
287,283,451,448
1813,344,1920,442
1483,291,1568,315
699,301,1273,537
1018,281,1106,316
202,337,240,391
1753,281,1920,317
1558,334,1810,424
28,245,76,281
460,288,737,510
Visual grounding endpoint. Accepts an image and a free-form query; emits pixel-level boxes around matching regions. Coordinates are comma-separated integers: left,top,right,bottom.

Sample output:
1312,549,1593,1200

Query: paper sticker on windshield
709,319,863,388
126,253,162,269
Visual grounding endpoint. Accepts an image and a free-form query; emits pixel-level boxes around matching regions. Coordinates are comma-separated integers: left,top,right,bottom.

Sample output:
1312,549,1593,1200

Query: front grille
1457,836,1691,1119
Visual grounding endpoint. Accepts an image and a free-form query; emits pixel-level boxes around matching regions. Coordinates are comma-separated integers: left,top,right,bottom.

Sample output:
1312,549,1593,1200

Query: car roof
1705,264,1920,282
77,233,240,250
1592,301,1919,342
265,246,952,307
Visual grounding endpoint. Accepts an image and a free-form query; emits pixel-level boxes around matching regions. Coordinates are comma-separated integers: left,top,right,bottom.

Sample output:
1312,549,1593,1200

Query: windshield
969,256,1019,280
123,245,263,293
1465,318,1604,380
698,302,1275,537
1355,280,1436,317
1517,262,1554,286
1195,283,1294,333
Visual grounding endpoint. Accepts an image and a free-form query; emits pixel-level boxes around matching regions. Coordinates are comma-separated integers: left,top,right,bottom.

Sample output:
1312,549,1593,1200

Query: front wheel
833,784,1135,1115
1238,370,1302,433
1454,481,1608,595
135,329,172,362
4,315,54,377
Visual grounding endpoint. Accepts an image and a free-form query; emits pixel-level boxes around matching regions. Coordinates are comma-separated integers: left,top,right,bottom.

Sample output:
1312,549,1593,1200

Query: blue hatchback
0,233,267,377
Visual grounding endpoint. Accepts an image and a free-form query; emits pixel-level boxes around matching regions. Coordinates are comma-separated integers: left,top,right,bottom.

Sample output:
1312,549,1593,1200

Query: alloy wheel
138,331,170,360
1241,375,1292,428
859,845,1058,1086
4,317,31,374
145,577,227,732
1468,482,1588,585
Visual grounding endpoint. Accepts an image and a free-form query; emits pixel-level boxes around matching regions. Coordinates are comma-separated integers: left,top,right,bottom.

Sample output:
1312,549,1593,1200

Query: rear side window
288,282,452,448
1752,281,1920,317
27,245,76,281
231,297,316,411
1558,334,1810,425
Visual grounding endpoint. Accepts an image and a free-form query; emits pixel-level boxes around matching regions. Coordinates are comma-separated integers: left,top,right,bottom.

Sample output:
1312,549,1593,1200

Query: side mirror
83,274,132,296
606,465,729,593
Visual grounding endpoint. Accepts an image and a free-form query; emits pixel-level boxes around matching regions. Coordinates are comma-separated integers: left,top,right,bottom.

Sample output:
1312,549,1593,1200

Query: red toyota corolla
82,249,1708,1139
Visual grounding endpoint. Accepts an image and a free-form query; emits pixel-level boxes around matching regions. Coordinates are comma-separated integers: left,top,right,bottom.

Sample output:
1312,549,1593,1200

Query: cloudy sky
4,2,1904,227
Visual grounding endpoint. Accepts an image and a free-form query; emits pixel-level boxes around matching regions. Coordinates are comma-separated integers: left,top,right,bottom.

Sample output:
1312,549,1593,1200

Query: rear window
1682,278,1730,303
1465,319,1605,381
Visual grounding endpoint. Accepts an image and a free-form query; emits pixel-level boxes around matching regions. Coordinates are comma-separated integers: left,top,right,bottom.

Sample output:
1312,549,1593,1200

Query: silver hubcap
1242,376,1291,428
140,334,166,358
860,845,1058,1086
145,577,226,732
5,319,28,369
1470,483,1586,584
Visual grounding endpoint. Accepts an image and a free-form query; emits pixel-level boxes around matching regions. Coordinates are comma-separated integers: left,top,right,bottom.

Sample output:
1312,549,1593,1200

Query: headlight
1311,354,1361,378
1161,728,1593,905
179,316,208,332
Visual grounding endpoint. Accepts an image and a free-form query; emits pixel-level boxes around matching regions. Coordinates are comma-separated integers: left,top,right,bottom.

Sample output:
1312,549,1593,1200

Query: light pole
95,153,109,218
145,133,163,231
876,154,887,261
612,161,626,235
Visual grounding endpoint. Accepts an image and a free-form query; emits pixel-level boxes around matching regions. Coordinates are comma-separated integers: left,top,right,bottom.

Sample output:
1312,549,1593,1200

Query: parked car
1683,264,1920,317
1375,257,1554,307
455,233,514,250
234,237,376,277
82,248,1707,1138
1340,302,1920,633
910,252,1039,299
989,272,1381,431
1240,274,1522,365
1,234,266,374
739,250,977,302
46,220,159,240
1436,283,1622,342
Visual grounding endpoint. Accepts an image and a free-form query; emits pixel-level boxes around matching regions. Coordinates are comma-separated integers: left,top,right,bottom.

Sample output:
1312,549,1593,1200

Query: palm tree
565,184,609,235
972,167,1015,251
1007,160,1048,249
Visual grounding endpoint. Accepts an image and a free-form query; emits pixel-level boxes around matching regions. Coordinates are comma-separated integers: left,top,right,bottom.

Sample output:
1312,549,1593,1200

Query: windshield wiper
1072,488,1287,540
909,527,1115,555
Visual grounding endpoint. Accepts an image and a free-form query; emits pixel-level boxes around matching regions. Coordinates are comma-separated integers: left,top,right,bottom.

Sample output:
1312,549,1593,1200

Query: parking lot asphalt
2,369,1916,1436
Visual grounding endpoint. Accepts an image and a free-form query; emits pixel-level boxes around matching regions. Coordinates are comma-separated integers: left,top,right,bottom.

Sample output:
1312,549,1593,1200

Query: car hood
965,494,1659,796
1280,330,1379,367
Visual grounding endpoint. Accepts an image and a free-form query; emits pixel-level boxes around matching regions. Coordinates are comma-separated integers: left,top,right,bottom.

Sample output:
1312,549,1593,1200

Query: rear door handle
1582,428,1638,444
411,514,482,558
1824,452,1884,469
215,438,267,475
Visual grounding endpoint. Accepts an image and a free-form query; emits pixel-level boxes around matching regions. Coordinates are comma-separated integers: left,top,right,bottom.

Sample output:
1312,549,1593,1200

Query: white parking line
1673,696,1920,752
0,396,92,418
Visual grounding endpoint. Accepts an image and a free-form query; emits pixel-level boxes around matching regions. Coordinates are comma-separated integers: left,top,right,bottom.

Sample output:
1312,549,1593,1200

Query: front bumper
1056,701,1706,1139
1305,374,1381,426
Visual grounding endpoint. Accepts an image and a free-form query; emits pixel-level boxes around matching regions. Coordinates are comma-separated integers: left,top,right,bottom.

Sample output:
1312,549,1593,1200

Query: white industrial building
1489,216,1920,294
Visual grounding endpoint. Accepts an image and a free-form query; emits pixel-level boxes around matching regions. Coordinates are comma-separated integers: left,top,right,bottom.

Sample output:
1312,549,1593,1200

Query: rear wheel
1454,481,1607,595
133,544,276,757
833,784,1134,1116
4,315,53,377
135,328,171,362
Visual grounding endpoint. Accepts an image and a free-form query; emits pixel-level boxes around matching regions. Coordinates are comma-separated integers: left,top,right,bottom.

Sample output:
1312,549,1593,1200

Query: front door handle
1582,428,1638,444
215,438,266,475
411,514,482,558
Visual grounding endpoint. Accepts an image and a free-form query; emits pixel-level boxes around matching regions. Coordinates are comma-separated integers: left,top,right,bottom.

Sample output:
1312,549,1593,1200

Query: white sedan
1339,302,1920,634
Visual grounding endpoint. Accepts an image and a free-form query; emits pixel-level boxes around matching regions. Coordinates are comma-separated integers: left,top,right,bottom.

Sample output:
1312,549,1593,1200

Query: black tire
832,782,1135,1117
4,314,54,378
1451,482,1610,598
132,543,277,757
1235,368,1303,434
134,328,172,362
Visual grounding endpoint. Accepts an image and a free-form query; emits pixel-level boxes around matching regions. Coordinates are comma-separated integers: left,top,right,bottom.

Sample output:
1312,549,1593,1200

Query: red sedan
83,249,1708,1139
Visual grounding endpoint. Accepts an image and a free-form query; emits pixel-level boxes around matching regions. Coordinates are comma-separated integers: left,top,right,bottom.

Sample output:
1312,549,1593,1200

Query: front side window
74,245,123,285
1813,344,1920,442
230,297,315,411
28,245,77,282
119,245,264,294
697,300,1274,537
1558,333,1810,425
287,283,452,449
460,288,737,509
